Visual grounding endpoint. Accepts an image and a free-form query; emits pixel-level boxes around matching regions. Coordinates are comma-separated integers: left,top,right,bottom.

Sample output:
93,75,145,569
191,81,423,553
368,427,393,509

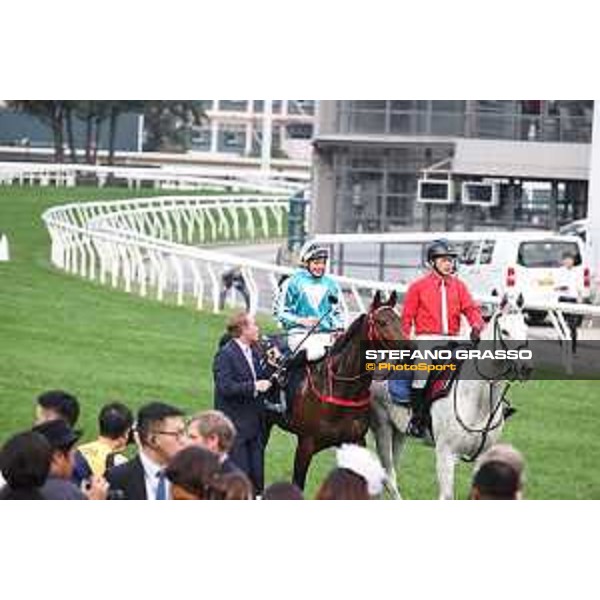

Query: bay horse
262,291,406,490
370,293,531,499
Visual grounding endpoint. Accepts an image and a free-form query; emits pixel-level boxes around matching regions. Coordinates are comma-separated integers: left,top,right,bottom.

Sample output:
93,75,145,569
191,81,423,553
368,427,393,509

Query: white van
453,232,590,322
559,218,588,242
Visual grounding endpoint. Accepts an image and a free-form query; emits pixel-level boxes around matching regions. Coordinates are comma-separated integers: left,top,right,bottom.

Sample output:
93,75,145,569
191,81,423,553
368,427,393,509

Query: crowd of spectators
0,387,526,500
0,313,527,501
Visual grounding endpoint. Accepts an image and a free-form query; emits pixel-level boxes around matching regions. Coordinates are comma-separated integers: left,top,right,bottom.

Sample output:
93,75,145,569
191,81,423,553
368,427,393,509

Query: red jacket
401,271,484,339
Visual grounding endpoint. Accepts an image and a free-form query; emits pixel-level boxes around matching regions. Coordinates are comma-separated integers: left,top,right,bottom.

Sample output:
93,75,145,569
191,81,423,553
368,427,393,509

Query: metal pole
587,101,600,292
261,100,273,176
137,114,145,153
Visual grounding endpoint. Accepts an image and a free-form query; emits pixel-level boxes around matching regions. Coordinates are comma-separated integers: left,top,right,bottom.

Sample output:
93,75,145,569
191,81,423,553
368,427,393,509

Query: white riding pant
288,332,334,362
411,334,461,389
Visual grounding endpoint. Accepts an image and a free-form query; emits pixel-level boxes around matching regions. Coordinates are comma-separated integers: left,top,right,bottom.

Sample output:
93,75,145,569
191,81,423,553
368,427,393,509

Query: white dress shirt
235,338,257,380
139,450,170,500
440,278,449,335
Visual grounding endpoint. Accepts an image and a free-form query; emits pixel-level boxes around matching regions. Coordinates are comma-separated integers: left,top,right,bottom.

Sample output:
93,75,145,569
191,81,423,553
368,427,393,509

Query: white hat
335,444,387,497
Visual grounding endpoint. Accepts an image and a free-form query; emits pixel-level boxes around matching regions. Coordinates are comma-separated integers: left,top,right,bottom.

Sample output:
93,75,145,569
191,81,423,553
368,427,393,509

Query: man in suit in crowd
213,312,272,495
105,402,186,500
187,410,240,475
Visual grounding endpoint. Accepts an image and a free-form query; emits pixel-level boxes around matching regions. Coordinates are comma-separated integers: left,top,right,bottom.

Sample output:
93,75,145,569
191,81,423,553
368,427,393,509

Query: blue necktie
156,470,167,500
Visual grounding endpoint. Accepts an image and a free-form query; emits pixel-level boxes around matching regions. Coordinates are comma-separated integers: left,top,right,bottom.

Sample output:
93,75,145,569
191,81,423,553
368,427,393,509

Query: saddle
423,342,469,404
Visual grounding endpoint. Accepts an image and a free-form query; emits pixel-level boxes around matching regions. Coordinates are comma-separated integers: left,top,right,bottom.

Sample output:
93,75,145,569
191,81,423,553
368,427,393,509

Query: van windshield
517,241,581,268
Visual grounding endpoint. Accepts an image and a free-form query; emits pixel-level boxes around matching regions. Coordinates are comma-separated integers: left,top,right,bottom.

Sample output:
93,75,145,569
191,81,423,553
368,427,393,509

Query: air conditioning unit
417,179,454,204
461,181,500,207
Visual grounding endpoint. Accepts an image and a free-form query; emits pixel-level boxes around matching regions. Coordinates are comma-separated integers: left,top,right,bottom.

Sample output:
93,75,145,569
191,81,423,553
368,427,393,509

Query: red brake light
506,266,516,287
584,267,591,288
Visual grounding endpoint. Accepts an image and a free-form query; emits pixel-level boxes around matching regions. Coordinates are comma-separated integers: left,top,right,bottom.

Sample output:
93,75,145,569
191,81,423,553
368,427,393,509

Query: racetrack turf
1,185,599,499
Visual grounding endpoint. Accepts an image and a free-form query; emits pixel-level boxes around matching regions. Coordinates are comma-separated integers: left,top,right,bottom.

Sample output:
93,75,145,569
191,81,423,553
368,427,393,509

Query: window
390,100,427,111
218,100,248,112
286,123,313,139
517,241,581,268
456,241,481,266
431,101,466,113
479,240,496,265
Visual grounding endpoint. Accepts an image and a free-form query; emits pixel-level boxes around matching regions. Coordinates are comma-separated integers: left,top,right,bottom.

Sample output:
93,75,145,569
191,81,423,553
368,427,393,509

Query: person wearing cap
555,251,583,354
78,402,134,477
33,389,92,486
33,420,108,500
401,239,484,438
274,240,344,363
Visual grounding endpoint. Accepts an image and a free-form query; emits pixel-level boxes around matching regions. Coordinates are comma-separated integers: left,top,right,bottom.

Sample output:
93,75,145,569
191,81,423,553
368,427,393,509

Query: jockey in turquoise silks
274,241,344,362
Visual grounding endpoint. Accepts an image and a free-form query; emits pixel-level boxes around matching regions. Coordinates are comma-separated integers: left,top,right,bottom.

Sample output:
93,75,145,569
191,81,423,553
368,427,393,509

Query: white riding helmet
299,241,329,265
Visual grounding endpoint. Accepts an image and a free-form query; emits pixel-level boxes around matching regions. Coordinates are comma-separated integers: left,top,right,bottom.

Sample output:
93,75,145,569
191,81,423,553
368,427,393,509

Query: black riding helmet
427,239,459,264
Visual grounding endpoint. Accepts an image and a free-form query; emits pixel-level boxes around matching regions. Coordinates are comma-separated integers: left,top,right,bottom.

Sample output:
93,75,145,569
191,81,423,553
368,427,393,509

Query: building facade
312,101,593,234
191,100,315,161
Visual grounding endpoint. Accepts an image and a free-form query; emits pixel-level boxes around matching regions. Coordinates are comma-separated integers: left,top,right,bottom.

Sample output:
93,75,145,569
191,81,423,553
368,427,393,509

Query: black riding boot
274,349,307,417
407,388,427,438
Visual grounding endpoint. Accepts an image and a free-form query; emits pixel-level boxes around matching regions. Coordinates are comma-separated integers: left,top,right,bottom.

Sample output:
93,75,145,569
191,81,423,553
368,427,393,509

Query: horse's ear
371,291,382,309
491,288,499,297
387,290,398,307
516,293,525,310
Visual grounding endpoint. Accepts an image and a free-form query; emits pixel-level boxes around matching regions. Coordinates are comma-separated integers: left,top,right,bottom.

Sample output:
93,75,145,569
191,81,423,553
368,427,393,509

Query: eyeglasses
153,430,187,441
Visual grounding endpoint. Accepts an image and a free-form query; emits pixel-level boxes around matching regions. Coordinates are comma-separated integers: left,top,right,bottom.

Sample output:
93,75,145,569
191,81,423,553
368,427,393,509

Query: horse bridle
331,305,400,385
487,311,530,383
455,308,529,462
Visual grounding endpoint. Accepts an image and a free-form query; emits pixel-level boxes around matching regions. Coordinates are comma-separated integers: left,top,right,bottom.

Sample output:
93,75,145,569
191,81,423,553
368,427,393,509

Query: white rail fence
42,193,400,319
0,162,306,193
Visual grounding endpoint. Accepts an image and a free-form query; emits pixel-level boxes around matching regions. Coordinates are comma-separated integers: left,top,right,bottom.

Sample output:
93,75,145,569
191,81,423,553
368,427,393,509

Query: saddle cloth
423,343,468,404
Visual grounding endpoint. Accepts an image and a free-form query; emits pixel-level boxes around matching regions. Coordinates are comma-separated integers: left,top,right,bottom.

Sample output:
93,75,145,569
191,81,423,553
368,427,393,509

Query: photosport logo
359,340,600,381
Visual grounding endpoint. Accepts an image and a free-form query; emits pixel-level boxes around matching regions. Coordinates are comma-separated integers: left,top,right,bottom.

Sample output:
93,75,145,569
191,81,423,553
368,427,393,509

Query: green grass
1,185,599,498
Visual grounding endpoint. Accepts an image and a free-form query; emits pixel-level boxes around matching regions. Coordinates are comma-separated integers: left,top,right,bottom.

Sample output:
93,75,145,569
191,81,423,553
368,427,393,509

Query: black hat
33,419,81,451
427,239,458,263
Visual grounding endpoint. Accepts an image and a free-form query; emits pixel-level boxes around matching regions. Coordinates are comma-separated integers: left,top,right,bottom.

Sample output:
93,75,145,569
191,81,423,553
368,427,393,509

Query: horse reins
455,310,528,462
305,305,399,409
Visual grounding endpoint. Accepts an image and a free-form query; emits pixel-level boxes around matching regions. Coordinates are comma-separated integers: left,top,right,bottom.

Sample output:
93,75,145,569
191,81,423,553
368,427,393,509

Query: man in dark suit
213,312,272,495
105,402,186,500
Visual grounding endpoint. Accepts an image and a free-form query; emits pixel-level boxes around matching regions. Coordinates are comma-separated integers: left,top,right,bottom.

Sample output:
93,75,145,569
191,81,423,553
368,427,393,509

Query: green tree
73,101,109,164
7,101,67,162
143,101,206,152
105,101,145,164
